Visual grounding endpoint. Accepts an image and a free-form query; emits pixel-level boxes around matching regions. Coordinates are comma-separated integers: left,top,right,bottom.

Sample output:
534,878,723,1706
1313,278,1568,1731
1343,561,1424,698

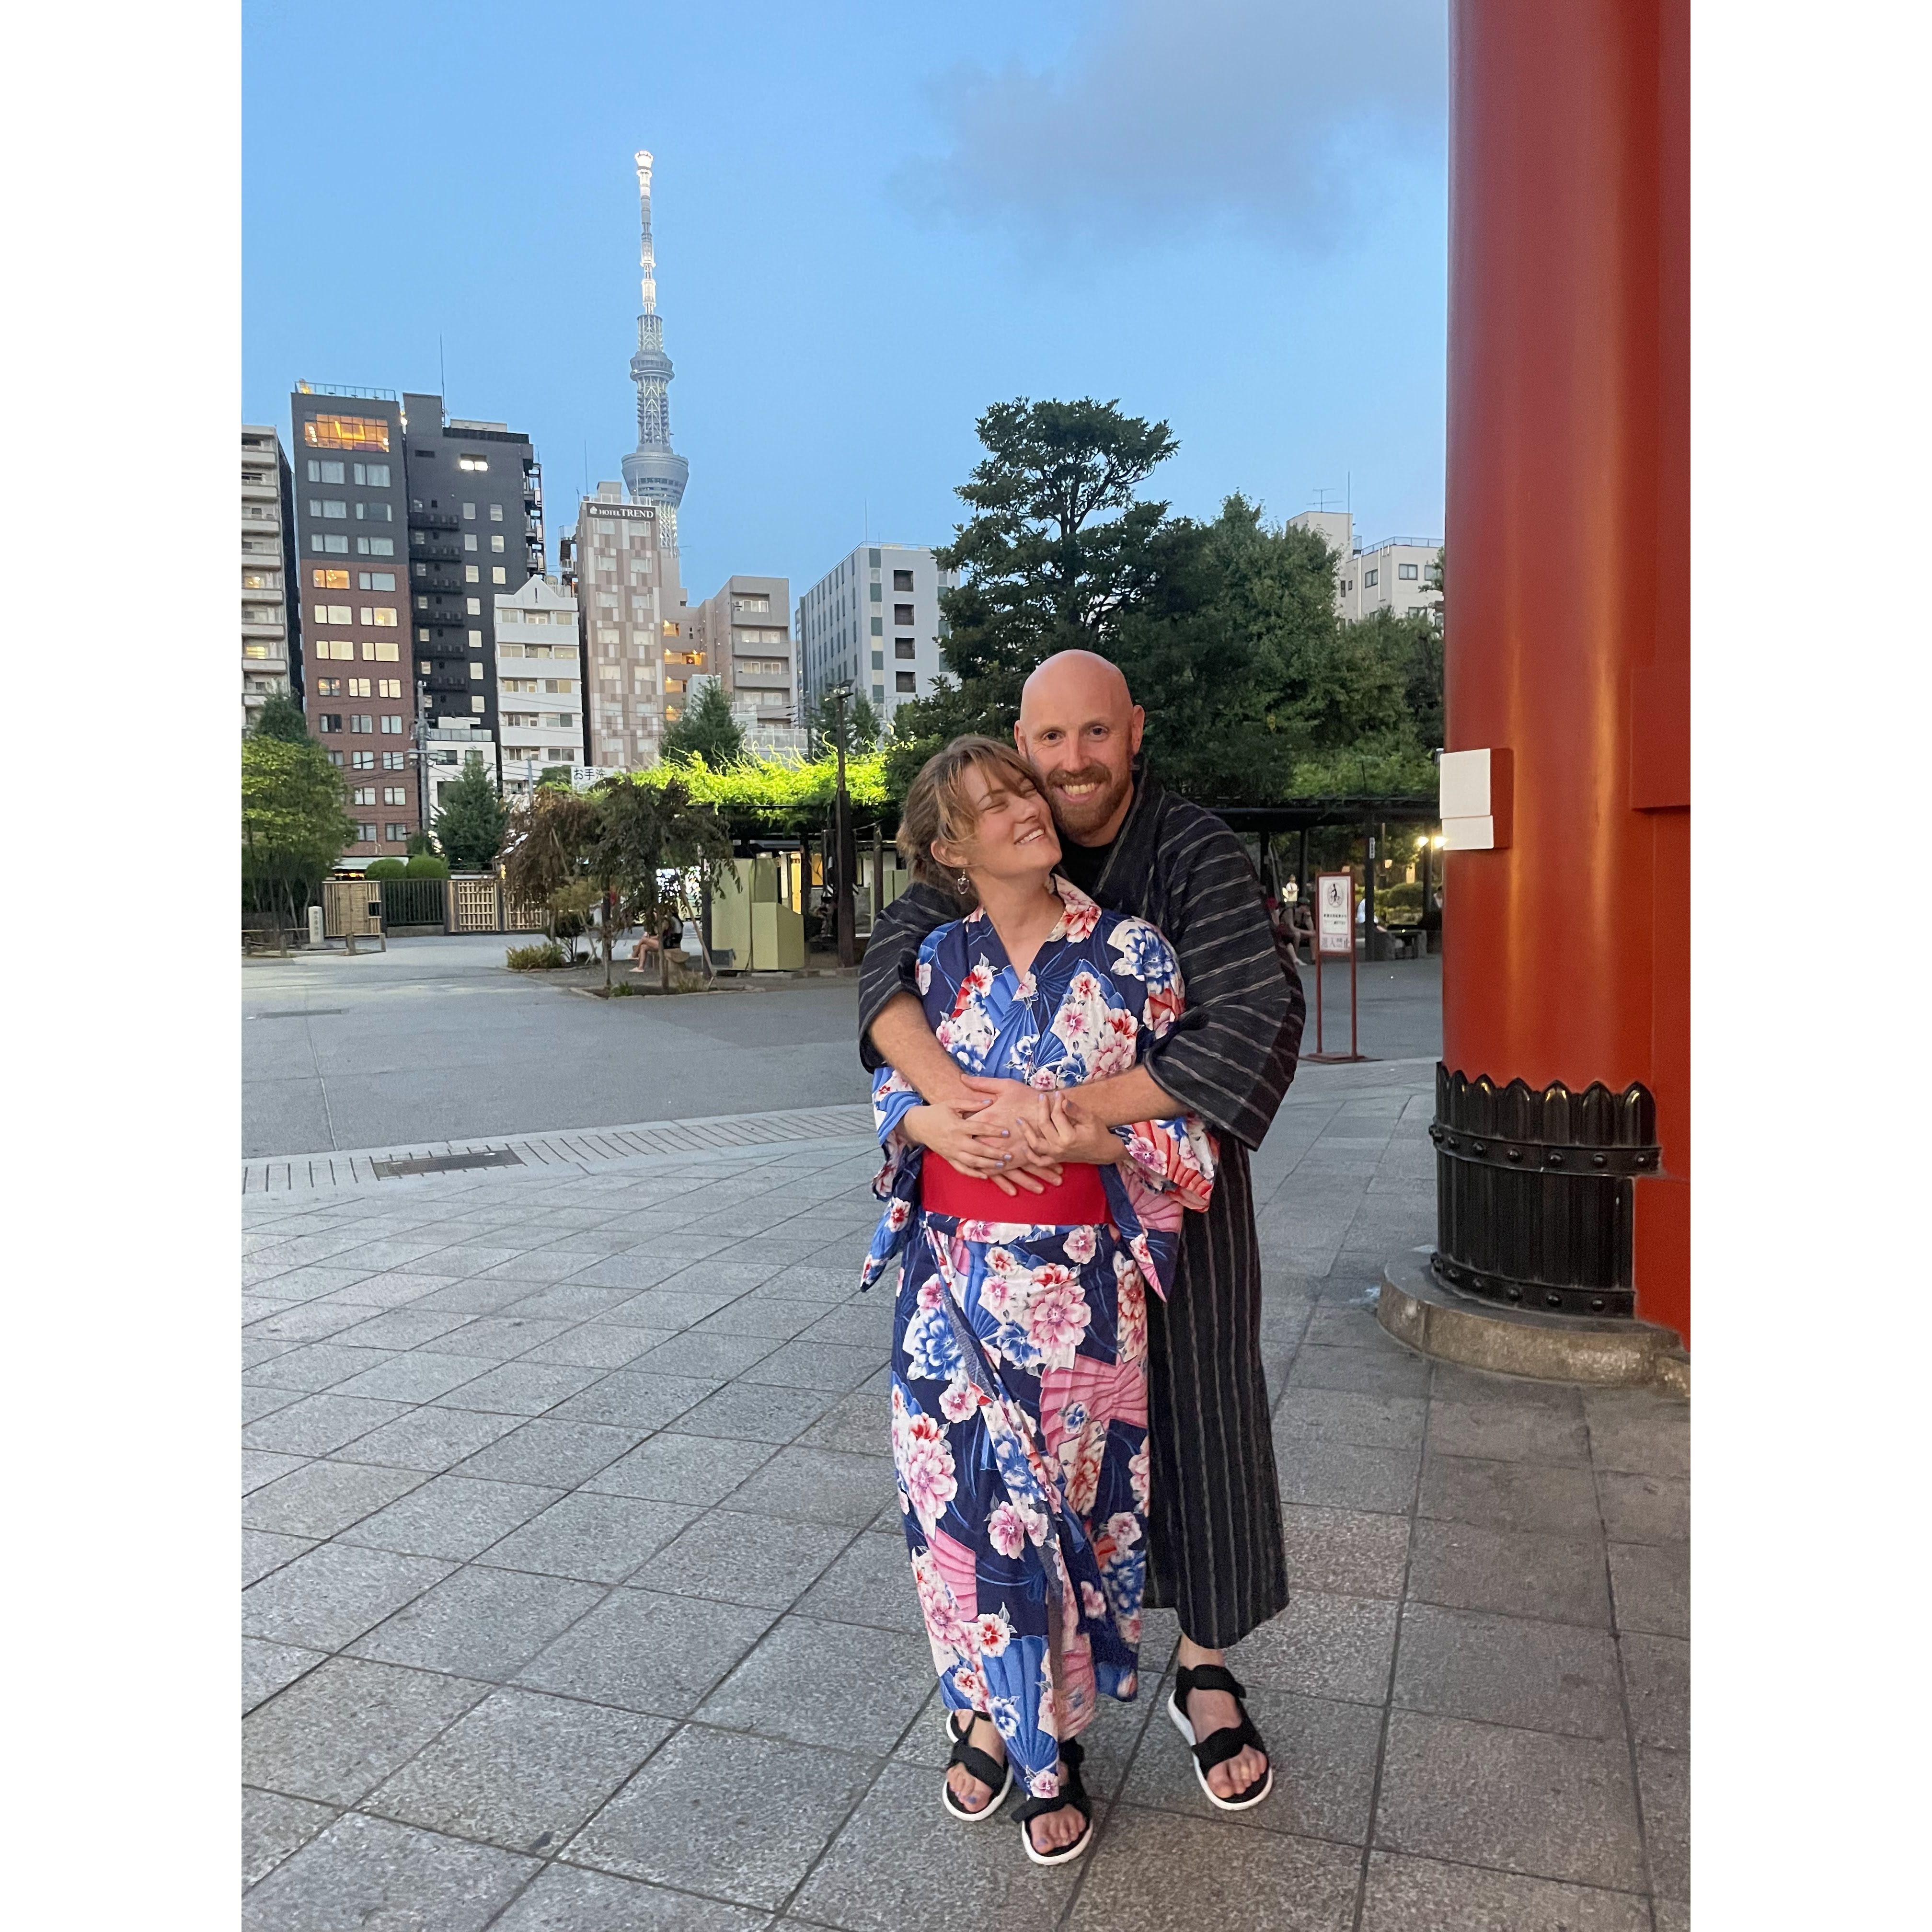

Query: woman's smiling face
935,758,1062,888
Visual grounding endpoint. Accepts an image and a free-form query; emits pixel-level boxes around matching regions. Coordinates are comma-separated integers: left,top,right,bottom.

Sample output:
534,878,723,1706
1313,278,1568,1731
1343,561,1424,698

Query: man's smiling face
1014,651,1145,845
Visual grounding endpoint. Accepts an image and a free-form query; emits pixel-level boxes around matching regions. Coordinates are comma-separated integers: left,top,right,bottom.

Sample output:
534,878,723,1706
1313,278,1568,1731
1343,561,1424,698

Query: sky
243,0,1448,605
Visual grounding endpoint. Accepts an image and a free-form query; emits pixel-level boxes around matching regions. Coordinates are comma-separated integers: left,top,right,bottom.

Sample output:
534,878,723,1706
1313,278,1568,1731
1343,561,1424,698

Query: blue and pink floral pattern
862,879,1216,1798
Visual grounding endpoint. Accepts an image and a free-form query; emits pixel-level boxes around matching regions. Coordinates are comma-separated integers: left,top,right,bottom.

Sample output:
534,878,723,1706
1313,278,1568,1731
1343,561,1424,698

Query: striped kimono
860,762,1307,1647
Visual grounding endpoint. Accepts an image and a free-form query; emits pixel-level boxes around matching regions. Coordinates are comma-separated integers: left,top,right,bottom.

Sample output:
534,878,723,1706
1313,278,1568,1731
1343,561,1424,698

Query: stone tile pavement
241,1061,1689,1930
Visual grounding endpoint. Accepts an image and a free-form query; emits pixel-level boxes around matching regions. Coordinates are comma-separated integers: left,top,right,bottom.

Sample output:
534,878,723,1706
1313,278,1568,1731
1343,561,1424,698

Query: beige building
1288,509,1443,623
569,482,691,769
690,575,796,732
241,425,297,730
495,576,585,795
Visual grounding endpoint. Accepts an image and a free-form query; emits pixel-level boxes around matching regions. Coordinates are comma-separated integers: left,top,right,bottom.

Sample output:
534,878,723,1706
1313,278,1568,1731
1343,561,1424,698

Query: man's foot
943,1715,1010,1817
1175,1640,1270,1804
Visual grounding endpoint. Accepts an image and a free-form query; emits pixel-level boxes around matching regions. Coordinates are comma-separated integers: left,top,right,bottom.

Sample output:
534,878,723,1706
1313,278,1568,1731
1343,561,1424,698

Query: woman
862,736,1217,1866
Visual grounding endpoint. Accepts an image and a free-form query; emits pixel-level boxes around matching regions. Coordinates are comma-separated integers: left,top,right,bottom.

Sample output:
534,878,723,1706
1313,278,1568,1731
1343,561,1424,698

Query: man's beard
1046,762,1133,842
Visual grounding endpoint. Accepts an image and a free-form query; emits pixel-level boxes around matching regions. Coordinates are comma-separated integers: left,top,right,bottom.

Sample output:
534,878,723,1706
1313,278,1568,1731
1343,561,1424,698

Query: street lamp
829,684,856,968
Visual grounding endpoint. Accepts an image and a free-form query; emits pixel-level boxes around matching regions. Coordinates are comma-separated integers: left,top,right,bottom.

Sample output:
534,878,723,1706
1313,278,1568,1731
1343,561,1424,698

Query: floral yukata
862,878,1216,1800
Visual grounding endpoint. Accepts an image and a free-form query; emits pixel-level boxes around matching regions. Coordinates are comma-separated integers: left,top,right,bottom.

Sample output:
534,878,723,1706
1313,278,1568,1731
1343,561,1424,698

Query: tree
251,694,310,743
242,733,357,934
500,786,602,952
431,753,510,872
807,689,882,760
593,772,736,990
660,678,745,768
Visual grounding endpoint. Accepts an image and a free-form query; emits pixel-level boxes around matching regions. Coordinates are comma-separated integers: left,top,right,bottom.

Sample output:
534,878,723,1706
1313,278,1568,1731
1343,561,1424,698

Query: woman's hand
1017,1091,1125,1169
903,1105,1065,1193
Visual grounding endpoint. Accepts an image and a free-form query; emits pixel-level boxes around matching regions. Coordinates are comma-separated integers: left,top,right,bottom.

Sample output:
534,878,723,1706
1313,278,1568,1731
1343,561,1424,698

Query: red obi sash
921,1151,1109,1224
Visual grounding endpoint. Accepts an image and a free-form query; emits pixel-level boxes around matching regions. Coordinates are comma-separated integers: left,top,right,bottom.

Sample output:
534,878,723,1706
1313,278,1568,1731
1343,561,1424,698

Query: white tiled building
424,721,499,818
242,425,296,731
796,542,954,730
494,576,586,796
1288,509,1443,623
570,484,690,769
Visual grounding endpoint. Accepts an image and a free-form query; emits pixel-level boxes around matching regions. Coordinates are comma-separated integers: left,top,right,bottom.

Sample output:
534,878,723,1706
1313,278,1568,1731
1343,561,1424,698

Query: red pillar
1442,0,1690,1341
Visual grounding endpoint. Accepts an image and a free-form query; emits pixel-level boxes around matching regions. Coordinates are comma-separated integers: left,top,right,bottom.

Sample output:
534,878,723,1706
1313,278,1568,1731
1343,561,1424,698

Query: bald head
1015,650,1144,845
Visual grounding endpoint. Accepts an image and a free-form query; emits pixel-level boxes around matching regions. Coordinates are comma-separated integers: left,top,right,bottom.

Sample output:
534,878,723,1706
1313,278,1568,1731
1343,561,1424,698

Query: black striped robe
859,765,1307,1646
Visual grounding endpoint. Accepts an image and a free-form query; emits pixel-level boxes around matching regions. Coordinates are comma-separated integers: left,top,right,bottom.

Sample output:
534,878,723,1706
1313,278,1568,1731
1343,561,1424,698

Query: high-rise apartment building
797,543,954,728
569,483,690,770
690,575,794,731
495,576,585,795
241,425,300,730
1287,509,1443,623
287,388,416,859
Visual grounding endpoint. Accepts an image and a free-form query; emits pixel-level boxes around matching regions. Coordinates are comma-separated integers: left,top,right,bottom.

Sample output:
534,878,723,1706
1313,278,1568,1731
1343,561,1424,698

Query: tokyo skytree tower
620,149,690,547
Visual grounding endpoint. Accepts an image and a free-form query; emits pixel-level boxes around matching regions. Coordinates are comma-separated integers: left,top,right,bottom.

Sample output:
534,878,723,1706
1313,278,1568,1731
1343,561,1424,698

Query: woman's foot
1175,1639,1270,1804
944,1716,1009,1816
1023,1775,1089,1857
1014,1737,1094,1865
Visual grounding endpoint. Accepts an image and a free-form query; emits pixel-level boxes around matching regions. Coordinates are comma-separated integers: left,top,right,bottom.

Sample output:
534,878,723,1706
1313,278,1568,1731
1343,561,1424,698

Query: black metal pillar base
1430,1064,1660,1319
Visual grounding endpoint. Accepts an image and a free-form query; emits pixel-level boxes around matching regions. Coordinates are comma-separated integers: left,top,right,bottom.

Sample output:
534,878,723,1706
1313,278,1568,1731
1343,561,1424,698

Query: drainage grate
253,1009,345,1020
370,1147,525,1179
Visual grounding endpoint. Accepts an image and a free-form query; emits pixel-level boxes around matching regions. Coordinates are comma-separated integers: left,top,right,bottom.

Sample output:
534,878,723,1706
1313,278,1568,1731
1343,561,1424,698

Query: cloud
901,0,1446,254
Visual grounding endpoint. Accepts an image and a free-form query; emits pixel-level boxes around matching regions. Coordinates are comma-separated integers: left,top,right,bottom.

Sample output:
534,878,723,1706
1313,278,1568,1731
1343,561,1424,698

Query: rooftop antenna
438,334,446,399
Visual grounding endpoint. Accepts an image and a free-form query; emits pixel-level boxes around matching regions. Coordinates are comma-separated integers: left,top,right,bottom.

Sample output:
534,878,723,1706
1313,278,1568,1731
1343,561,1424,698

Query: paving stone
1419,1455,1604,1538
335,1407,525,1475
242,1393,414,1459
516,1588,774,1716
330,1351,497,1404
1620,1632,1689,1750
674,1380,838,1443
476,1247,609,1285
1394,1603,1623,1738
514,1323,662,1369
605,1288,745,1329
1608,1539,1688,1638
1582,1388,1690,1478
436,1359,607,1416
1374,1710,1645,1892
567,1252,702,1291
406,1280,547,1317
241,1811,535,1930
366,1688,672,1855
482,1493,700,1583
491,1864,773,1930
1638,1745,1689,1898
632,1329,784,1380
242,1542,456,1651
243,1449,311,1494
244,1529,319,1586
241,1384,305,1425
585,1432,776,1506
1428,1363,1587,1414
454,1418,644,1487
1426,1400,1592,1465
1119,1684,1382,1845
1230,1590,1399,1705
1280,1504,1411,1599
743,1263,860,1304
545,1368,720,1430
792,1389,889,1457
1596,1471,1690,1544
723,1446,897,1527
738,1338,884,1394
245,1301,375,1345
322,1270,461,1310
242,1787,337,1890
567,1722,870,1908
243,1637,327,1714
794,1530,925,1633
1287,1343,1433,1398
1358,1850,1652,1931
243,1460,427,1540
487,1284,638,1322
342,1474,566,1562
695,1297,829,1340
1066,1802,1361,1932
242,1657,489,1806
328,1308,474,1349
247,1342,397,1394
1273,1388,1427,1450
696,1613,932,1754
349,1563,606,1681
1407,1519,1612,1628
1653,1899,1691,1932
636,1509,851,1609
1274,1432,1421,1514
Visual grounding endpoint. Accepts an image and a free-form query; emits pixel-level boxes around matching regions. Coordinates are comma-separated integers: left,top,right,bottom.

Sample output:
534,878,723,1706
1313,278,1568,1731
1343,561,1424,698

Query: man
861,650,1306,1805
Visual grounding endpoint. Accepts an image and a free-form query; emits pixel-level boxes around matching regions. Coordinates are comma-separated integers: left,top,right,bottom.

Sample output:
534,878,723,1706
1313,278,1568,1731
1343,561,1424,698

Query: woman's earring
955,870,971,895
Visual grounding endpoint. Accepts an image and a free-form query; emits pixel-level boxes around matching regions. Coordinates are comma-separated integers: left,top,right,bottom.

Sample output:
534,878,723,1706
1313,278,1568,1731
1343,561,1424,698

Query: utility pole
413,678,430,842
831,685,856,967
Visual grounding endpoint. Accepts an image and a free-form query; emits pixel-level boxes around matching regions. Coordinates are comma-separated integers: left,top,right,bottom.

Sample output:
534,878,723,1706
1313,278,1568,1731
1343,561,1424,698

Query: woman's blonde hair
896,735,1045,907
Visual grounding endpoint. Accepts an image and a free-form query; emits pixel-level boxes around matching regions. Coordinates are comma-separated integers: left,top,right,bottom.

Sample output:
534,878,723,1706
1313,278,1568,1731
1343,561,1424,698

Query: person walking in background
862,653,1305,1817
864,736,1216,1865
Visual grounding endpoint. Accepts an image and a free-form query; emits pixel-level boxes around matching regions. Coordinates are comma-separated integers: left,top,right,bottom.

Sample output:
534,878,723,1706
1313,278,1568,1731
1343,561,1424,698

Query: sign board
1317,873,1354,955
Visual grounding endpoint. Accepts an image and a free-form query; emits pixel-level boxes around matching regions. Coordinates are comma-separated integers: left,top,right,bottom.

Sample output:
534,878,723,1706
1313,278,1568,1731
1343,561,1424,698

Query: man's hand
1018,1092,1125,1169
902,1105,1064,1193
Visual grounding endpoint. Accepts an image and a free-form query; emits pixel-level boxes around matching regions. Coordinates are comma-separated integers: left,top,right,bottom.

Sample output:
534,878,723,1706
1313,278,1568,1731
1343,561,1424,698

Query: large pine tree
660,679,745,768
431,753,509,872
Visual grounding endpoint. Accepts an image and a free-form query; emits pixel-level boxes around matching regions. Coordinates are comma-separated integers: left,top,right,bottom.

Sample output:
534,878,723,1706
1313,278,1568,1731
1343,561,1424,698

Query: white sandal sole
1020,1815,1093,1865
1167,1692,1275,1811
941,1712,1014,1824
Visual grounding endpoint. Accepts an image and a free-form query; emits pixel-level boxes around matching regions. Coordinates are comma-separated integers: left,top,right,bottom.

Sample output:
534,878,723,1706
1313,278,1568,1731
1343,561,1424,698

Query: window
468,629,483,648
463,534,478,552
870,617,883,636
317,713,343,733
363,641,400,662
348,678,371,698
384,787,406,806
869,583,882,602
871,682,885,702
357,572,396,591
316,602,350,624
465,566,480,584
458,455,488,472
310,533,349,554
304,414,389,452
381,715,405,735
316,677,341,698
378,678,402,699
462,503,476,520
353,502,392,522
892,570,914,592
382,751,406,770
471,695,486,714
868,547,881,567
470,662,483,681
490,535,505,553
311,567,349,590
491,567,506,586
894,604,915,625
357,537,395,556
350,714,373,733
1364,568,1379,588
352,462,391,487
1398,562,1419,581
489,502,504,522
897,671,917,693
351,785,376,805
327,750,345,768
895,639,916,659
871,650,885,670
357,821,378,841
361,606,398,627
1342,579,1353,596
317,640,356,661
386,823,410,841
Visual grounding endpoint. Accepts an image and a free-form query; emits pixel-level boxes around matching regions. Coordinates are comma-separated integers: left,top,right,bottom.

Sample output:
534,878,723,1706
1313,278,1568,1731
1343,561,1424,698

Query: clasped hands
903,1076,1121,1195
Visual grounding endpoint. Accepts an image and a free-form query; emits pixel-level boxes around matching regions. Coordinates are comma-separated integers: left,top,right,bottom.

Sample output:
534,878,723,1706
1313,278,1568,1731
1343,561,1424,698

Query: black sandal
1167,1663,1274,1811
1013,1736,1094,1866
940,1713,1013,1823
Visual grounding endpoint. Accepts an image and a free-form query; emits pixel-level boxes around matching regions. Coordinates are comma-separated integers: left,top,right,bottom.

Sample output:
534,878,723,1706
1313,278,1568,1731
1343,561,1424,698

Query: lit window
458,456,489,472
242,643,270,660
316,602,350,624
363,641,400,662
311,568,349,590
466,598,481,616
320,640,356,661
304,414,390,452
362,606,398,627
489,503,504,522
491,568,506,586
378,678,402,699
316,678,341,698
470,662,483,680
490,535,505,553
349,678,371,698
465,566,480,584
471,695,486,713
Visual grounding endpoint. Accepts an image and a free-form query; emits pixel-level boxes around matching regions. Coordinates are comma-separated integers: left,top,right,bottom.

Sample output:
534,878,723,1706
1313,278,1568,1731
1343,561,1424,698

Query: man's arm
869,991,978,1111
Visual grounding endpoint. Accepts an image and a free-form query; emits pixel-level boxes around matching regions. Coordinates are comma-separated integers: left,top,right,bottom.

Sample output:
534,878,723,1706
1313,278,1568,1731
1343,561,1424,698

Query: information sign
1317,873,1354,956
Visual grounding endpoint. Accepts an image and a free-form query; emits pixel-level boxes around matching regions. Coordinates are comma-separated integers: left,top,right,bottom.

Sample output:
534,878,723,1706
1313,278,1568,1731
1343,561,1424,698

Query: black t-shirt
1055,833,1115,898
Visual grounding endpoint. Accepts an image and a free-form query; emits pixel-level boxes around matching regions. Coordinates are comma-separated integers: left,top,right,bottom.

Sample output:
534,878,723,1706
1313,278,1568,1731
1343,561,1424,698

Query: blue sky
244,0,1447,604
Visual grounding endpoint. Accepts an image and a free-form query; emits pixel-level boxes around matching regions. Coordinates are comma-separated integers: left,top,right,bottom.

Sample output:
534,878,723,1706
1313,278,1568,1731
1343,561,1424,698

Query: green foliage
250,694,310,743
629,750,890,828
242,732,357,925
431,754,510,872
660,679,745,768
505,940,568,970
806,690,882,759
364,858,407,879
404,851,450,878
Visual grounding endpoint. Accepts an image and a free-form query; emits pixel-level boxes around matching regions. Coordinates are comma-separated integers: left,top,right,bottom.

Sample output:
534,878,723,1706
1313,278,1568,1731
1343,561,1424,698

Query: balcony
414,571,466,596
412,540,462,563
409,508,459,532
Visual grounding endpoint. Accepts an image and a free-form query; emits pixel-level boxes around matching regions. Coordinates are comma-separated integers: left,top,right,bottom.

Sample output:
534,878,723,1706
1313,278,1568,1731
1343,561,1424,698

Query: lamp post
830,685,856,968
